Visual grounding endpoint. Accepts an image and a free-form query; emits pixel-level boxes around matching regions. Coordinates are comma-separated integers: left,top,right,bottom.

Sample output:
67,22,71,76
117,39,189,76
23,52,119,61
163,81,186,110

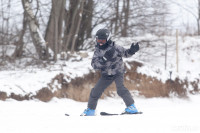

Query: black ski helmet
95,29,111,41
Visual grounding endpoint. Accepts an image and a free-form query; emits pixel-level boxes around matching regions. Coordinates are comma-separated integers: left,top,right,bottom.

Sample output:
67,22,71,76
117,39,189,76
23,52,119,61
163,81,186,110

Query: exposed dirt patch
0,91,7,101
35,87,53,102
124,61,188,98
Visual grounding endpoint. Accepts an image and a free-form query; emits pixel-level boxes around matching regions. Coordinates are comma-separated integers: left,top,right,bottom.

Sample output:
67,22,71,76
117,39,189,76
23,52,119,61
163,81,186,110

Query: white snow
0,95,200,133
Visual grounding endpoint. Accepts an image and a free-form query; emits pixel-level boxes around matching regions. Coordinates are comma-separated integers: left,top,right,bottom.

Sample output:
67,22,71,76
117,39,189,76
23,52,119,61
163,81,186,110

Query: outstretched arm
115,42,139,58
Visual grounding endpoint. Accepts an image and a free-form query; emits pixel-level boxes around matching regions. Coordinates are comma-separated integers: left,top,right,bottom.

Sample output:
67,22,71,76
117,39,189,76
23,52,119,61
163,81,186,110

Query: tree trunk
64,0,80,51
121,0,129,37
120,0,125,36
54,16,58,61
13,11,27,58
63,0,93,51
85,0,93,38
114,0,119,35
45,0,66,55
77,0,93,50
22,0,49,60
71,0,85,52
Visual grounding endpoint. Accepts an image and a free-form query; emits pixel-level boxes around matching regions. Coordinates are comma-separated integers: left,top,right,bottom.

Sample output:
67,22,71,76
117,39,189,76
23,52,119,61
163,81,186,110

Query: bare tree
170,0,200,35
114,0,119,34
92,0,169,37
0,0,12,46
77,0,94,49
121,0,130,37
45,0,66,60
13,11,28,58
21,0,49,60
63,0,93,52
64,0,80,52
0,0,23,62
71,0,86,52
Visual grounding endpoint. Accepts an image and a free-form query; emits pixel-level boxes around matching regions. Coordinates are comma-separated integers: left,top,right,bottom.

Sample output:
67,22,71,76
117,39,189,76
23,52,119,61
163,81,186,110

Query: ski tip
100,112,119,116
100,112,108,115
137,111,143,114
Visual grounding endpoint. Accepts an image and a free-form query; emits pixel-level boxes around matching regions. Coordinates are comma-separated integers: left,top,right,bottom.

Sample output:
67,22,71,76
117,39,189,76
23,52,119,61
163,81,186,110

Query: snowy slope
0,95,200,133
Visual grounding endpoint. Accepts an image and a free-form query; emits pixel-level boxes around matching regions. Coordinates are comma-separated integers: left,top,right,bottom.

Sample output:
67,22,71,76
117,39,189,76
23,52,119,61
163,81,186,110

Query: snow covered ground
0,95,200,133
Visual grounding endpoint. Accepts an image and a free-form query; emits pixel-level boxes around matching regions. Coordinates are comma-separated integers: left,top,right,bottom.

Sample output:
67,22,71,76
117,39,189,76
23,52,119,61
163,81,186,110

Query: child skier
81,28,139,116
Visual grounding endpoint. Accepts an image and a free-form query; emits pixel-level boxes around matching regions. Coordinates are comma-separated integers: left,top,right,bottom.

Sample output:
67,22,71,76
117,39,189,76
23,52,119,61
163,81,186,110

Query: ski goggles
96,38,107,44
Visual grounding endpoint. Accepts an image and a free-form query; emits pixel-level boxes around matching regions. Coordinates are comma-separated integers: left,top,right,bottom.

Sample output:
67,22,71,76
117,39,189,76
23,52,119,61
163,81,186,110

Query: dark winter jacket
91,41,134,76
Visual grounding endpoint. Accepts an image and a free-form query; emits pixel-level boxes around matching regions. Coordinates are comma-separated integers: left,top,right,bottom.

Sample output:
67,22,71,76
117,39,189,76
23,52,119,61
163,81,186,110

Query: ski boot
81,108,95,116
122,104,138,114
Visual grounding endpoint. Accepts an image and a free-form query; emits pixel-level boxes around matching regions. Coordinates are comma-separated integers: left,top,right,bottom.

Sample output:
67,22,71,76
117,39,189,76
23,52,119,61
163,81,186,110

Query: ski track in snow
0,95,200,133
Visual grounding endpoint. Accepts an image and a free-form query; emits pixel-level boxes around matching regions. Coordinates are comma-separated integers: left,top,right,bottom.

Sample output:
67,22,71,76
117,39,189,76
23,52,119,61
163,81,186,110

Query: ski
100,111,143,116
65,111,143,116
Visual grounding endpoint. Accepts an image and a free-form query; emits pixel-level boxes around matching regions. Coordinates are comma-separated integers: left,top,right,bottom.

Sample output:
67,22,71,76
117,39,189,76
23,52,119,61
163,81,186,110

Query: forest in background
1,0,199,63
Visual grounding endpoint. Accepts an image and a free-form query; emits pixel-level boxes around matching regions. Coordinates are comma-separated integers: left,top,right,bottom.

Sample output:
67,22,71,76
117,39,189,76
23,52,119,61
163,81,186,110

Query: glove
128,42,139,55
104,47,115,61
